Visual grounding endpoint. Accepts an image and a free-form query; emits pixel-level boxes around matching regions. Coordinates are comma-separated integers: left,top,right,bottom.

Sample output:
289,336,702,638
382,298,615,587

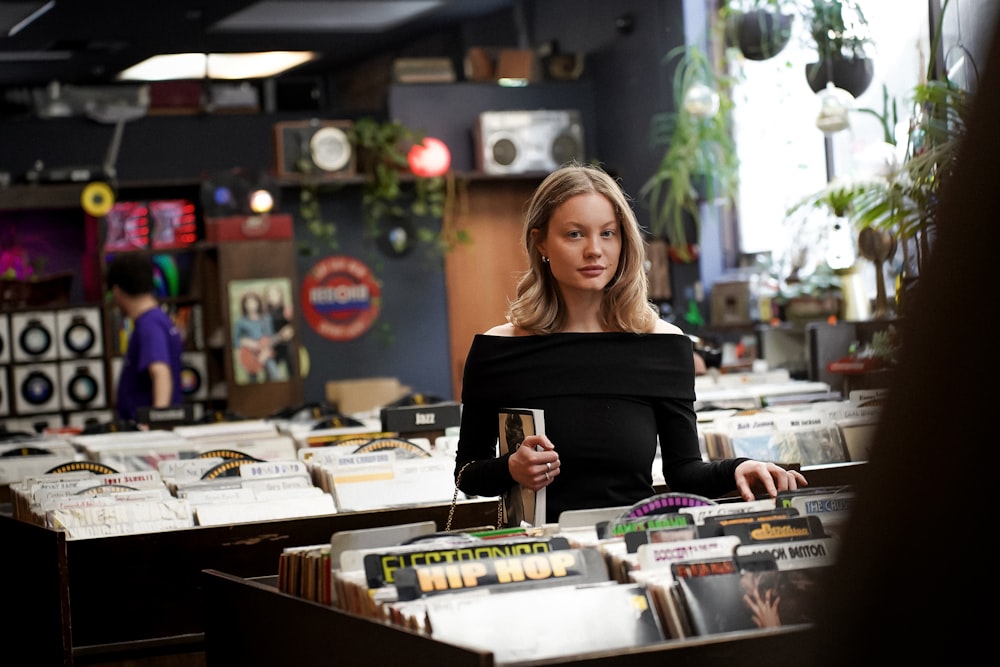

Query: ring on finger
546,462,552,472
544,471,550,481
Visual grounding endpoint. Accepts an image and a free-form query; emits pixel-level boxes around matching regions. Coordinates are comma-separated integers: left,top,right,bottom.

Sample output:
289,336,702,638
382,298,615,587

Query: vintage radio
474,109,584,175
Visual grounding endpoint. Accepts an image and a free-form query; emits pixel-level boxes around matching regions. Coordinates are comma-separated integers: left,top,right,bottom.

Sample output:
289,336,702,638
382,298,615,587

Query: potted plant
347,117,468,255
721,0,797,62
803,0,876,98
294,117,467,258
640,44,739,263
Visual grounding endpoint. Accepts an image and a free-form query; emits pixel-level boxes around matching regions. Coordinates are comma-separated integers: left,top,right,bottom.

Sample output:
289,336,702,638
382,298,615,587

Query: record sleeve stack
271,485,854,658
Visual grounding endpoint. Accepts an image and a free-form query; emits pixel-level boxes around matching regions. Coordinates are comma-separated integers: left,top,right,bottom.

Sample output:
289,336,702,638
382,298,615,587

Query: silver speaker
0,313,10,365
0,366,9,417
59,359,107,410
56,307,104,359
11,311,58,363
475,109,584,175
13,362,62,415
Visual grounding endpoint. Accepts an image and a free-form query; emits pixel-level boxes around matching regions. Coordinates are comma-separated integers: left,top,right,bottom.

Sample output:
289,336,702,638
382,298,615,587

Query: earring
542,256,550,263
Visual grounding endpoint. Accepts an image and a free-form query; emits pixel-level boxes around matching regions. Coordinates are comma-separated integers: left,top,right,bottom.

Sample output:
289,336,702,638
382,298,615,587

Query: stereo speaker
56,307,104,359
0,366,9,417
475,109,584,175
274,120,355,179
59,359,107,410
11,311,58,363
0,313,9,365
13,362,62,415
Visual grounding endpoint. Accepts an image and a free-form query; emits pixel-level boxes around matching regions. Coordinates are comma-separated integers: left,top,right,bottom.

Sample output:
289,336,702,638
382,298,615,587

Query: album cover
498,407,547,527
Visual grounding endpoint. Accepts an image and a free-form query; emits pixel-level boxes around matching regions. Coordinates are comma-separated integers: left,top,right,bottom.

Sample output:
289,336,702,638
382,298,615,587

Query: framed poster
228,277,295,385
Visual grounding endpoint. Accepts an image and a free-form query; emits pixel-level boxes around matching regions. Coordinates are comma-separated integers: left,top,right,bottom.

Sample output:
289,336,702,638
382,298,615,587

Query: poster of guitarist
229,278,294,385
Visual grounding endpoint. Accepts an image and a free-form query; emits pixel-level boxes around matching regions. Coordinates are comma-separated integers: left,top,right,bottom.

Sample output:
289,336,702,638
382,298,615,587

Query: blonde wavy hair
507,163,658,334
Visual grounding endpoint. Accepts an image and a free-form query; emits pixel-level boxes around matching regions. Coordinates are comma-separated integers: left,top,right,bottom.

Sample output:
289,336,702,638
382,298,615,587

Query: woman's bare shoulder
483,322,517,336
652,319,685,335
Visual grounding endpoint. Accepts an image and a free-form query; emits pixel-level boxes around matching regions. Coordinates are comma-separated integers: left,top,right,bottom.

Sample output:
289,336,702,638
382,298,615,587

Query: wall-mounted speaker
0,366,9,417
474,109,584,175
180,351,208,402
11,311,58,363
13,362,62,415
0,313,10,365
56,307,104,359
59,359,107,410
274,120,356,179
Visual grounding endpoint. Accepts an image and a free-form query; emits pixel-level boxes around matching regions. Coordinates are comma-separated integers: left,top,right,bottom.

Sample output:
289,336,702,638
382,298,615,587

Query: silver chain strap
446,461,503,531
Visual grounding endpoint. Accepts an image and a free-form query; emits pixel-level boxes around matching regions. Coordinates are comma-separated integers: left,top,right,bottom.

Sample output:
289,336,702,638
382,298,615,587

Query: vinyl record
201,457,256,479
0,446,53,456
198,449,263,461
46,460,119,475
617,493,716,520
81,181,116,217
21,370,55,406
180,364,203,397
353,437,432,459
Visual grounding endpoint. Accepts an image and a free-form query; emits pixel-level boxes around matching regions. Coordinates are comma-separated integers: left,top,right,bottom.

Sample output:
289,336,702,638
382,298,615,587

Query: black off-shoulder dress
455,332,745,524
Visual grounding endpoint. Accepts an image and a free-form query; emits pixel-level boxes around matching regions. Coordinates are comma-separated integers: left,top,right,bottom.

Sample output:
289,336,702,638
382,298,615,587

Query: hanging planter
805,55,875,98
803,0,876,98
724,7,795,61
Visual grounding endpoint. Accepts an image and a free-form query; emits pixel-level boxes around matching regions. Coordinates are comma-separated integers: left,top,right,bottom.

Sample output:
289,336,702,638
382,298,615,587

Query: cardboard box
380,402,462,435
205,214,293,242
325,377,411,415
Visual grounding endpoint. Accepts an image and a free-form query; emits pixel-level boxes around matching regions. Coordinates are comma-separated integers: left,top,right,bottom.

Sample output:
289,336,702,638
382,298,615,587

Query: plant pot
726,9,794,61
805,56,875,98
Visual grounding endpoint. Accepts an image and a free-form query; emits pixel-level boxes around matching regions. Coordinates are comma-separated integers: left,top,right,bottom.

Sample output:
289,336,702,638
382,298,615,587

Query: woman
454,163,806,524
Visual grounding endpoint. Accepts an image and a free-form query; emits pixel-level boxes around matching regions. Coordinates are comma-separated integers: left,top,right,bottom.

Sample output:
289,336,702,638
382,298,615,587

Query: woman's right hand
508,434,560,491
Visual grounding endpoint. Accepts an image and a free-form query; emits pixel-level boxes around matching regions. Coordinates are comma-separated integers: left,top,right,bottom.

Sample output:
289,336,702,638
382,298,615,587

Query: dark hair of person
105,253,155,296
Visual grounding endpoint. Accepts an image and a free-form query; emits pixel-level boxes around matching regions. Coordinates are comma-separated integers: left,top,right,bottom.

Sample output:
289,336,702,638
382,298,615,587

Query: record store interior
0,1,996,665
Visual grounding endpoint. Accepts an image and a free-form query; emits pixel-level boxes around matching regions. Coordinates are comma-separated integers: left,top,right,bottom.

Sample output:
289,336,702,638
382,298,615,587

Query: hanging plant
803,0,876,98
347,117,469,258
721,0,797,62
640,44,739,263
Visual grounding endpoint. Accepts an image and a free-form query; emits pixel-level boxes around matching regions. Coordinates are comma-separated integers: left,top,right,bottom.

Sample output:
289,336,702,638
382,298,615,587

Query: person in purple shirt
106,253,184,421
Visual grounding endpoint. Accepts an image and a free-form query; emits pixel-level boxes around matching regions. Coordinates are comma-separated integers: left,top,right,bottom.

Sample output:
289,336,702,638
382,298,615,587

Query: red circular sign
301,255,381,341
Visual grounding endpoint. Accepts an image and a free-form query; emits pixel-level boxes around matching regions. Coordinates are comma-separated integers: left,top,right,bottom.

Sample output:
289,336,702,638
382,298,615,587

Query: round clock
309,126,352,172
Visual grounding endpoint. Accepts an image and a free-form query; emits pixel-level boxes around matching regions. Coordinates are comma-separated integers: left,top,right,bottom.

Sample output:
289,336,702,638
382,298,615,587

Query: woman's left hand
734,460,808,501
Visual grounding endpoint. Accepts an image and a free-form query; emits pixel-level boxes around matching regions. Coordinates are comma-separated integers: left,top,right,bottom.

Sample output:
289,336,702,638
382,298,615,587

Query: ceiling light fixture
117,51,317,82
6,0,55,37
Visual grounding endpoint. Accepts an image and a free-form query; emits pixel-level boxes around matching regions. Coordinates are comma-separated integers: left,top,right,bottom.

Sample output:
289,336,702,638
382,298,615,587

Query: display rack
202,570,815,667
1,498,499,666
